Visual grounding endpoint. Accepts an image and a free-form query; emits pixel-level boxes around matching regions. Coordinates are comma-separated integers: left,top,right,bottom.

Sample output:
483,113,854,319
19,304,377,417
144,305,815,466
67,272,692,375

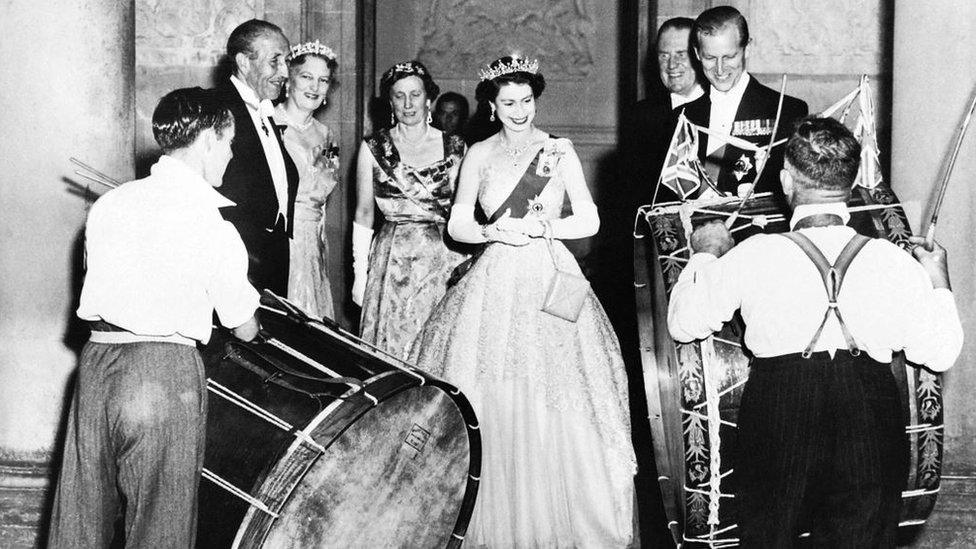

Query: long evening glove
351,221,373,306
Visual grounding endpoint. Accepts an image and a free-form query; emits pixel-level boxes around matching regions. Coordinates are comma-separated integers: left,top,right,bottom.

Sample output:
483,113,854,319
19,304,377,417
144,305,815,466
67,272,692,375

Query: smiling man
683,6,808,200
214,19,299,296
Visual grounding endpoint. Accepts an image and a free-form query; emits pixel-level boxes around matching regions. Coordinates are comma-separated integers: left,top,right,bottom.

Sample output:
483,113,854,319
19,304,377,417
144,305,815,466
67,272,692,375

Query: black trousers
735,351,908,548
246,217,289,297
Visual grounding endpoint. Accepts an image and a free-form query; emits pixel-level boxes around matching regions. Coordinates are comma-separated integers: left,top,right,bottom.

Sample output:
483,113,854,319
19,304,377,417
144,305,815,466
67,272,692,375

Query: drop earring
489,109,495,122
427,111,432,125
390,111,395,126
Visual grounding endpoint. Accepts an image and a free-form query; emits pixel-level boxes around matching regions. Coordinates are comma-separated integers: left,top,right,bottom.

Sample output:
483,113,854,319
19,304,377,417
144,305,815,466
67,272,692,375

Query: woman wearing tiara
410,56,637,547
274,40,339,319
352,61,468,358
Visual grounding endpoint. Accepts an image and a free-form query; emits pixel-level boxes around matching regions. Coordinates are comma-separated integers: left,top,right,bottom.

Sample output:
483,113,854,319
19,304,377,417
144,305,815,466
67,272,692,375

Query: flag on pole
854,76,884,189
657,113,715,200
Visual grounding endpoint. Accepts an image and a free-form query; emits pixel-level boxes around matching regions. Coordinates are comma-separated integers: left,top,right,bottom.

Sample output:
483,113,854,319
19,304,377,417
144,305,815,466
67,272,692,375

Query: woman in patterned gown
410,56,637,548
275,40,338,319
352,61,467,359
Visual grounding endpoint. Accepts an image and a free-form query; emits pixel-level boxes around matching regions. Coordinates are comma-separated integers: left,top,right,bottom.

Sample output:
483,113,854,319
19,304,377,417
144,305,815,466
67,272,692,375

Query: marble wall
0,2,135,545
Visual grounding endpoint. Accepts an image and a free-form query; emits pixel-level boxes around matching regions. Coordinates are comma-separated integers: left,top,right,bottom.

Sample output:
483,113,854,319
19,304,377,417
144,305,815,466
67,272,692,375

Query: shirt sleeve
208,220,260,329
667,248,745,343
898,261,964,371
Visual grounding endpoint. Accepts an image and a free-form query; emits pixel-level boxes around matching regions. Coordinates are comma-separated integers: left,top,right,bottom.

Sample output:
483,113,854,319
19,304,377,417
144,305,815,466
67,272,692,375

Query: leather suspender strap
780,231,872,358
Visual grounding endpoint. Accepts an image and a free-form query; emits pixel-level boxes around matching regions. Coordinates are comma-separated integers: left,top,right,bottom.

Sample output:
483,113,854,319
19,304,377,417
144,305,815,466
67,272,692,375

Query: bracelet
480,223,493,242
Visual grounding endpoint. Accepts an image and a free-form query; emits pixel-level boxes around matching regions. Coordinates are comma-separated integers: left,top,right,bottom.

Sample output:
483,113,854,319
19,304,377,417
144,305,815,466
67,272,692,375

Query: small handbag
540,227,590,322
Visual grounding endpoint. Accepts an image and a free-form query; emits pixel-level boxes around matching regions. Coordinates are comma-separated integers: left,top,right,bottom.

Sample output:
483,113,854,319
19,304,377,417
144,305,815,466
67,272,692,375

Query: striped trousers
48,341,207,548
735,351,908,548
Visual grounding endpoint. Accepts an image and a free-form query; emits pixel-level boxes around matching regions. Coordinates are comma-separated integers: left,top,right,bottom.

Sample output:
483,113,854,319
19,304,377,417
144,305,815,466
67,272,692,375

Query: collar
230,75,275,118
789,202,851,229
709,72,750,106
152,155,236,209
671,85,704,108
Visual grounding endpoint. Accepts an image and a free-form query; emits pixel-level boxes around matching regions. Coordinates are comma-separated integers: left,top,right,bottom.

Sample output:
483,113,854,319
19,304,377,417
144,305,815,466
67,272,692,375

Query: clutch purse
540,229,589,322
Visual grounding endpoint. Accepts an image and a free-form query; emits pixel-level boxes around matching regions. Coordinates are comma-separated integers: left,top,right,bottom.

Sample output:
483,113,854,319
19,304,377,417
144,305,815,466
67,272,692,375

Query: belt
88,320,195,347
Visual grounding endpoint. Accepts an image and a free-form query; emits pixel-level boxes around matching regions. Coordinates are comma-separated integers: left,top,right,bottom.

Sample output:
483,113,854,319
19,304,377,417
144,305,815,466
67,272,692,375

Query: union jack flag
657,113,716,200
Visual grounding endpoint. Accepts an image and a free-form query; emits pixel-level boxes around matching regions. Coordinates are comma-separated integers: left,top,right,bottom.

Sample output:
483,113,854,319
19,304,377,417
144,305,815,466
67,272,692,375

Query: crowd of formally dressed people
47,5,963,549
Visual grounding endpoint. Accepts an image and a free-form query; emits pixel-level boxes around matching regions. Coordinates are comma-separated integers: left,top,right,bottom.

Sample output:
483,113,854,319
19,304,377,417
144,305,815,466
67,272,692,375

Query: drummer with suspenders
48,88,261,548
667,116,963,548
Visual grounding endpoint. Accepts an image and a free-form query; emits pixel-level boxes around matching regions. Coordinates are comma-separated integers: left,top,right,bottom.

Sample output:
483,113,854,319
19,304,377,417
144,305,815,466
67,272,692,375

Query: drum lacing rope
265,337,379,405
258,301,428,387
200,469,280,519
701,336,723,526
206,379,326,452
683,522,740,548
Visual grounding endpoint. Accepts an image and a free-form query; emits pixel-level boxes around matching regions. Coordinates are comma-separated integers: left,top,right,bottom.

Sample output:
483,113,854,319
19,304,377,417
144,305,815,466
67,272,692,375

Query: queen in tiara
352,60,469,359
274,40,339,319
409,55,637,547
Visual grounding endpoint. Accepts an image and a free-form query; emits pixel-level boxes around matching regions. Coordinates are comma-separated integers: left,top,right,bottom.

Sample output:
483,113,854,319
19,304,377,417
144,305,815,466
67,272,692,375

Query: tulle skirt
411,239,637,548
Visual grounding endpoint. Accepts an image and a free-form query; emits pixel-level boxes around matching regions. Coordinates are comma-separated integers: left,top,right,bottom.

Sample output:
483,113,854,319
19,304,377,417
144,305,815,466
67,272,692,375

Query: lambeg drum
196,293,481,548
634,188,944,547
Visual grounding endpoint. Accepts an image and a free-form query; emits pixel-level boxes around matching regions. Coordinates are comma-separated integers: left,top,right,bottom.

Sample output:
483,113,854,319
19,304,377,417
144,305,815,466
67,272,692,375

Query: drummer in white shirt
668,116,963,548
48,87,260,548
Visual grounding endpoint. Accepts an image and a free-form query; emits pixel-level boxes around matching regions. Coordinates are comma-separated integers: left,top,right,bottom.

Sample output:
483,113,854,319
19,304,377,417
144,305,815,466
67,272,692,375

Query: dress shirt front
705,73,751,155
77,155,259,344
231,75,290,223
668,202,963,371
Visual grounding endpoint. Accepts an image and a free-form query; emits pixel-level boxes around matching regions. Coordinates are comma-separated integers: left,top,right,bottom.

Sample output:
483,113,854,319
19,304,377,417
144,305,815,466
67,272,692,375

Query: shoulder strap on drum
780,231,871,358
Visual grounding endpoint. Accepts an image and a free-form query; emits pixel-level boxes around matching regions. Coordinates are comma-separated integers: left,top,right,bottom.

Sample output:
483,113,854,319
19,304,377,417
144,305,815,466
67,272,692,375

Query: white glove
351,222,373,306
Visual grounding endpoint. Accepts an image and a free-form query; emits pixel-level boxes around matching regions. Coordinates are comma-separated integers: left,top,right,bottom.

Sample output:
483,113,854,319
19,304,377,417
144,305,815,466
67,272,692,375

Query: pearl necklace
395,124,430,147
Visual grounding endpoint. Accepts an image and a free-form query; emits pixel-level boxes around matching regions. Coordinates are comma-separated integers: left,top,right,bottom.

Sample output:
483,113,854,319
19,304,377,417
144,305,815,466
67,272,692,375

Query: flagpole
924,84,976,250
725,74,788,229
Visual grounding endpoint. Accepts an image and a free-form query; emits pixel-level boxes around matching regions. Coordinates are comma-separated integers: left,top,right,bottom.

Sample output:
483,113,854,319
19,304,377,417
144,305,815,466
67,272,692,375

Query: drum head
242,385,471,548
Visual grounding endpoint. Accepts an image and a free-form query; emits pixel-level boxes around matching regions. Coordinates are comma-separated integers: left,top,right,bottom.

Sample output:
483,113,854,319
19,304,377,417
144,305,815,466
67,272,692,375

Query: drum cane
725,75,788,229
923,84,976,251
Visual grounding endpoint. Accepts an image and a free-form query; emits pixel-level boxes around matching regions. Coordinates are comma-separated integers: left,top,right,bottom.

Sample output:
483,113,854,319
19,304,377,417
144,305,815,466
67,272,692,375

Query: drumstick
725,74,788,229
70,157,123,187
74,170,119,189
924,84,976,251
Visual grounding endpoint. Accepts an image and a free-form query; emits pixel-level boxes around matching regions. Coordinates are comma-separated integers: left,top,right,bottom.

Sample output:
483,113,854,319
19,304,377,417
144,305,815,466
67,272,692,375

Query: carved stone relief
416,0,596,79
746,0,885,75
136,0,265,67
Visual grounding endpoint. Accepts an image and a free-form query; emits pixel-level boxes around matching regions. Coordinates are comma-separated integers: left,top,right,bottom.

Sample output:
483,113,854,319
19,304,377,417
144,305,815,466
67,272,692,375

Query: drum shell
198,307,480,548
634,188,944,546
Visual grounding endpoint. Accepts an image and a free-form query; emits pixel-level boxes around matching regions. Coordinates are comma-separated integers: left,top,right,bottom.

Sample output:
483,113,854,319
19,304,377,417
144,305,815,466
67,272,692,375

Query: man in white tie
682,6,808,202
215,19,299,296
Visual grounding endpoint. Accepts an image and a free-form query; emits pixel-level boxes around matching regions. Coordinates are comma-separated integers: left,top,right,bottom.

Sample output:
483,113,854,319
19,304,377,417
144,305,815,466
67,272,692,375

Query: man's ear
744,38,753,60
780,167,794,198
234,52,251,76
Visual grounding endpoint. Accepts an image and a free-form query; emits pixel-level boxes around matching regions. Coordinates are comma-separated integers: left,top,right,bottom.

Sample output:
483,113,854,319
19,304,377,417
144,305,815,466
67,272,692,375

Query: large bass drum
634,188,944,547
197,294,480,548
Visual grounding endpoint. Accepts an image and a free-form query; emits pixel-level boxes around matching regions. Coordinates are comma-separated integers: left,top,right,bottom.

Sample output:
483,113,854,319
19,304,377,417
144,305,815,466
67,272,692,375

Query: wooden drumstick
924,84,976,251
725,74,788,229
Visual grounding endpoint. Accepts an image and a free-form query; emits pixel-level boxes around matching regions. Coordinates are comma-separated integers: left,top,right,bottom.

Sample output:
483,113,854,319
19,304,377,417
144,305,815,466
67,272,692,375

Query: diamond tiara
478,56,540,81
288,40,337,62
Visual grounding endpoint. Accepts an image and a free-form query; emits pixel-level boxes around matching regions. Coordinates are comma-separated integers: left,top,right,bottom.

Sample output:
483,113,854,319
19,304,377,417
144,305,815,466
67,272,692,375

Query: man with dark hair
684,5,808,200
48,87,260,548
432,91,470,137
215,18,298,296
668,116,963,547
